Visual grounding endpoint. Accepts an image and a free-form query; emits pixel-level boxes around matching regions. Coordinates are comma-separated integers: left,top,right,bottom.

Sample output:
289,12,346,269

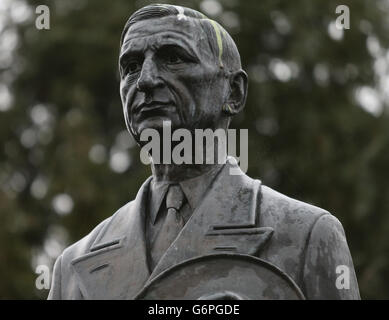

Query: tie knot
166,184,185,211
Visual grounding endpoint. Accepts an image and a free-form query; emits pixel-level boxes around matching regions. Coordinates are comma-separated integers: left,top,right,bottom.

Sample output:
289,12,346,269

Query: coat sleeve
302,214,361,299
47,254,62,300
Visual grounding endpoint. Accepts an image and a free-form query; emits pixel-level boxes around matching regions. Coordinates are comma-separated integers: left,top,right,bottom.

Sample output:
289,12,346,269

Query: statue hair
119,3,242,73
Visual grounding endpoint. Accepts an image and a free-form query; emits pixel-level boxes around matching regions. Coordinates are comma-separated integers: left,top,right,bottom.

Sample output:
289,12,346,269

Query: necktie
150,184,186,269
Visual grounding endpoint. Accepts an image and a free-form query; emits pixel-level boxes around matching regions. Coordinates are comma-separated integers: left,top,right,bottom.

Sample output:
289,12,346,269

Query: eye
160,46,188,65
122,59,142,77
165,52,183,64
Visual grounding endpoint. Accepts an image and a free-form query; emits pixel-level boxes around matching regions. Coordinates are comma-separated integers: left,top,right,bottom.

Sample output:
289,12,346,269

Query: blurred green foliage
1,0,389,299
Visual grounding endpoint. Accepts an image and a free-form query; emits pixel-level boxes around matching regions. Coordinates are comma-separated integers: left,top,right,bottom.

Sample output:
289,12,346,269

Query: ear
224,69,248,115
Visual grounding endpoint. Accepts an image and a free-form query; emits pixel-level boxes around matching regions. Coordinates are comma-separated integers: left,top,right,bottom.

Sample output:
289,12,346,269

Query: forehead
121,16,211,54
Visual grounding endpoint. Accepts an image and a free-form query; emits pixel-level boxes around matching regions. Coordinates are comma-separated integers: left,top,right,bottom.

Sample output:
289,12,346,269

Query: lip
135,101,172,113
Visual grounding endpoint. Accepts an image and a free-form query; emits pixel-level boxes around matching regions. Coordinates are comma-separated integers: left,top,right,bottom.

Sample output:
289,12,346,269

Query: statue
48,4,360,300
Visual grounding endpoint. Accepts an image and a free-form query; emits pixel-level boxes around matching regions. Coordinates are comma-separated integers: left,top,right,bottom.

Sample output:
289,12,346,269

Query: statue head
119,4,248,144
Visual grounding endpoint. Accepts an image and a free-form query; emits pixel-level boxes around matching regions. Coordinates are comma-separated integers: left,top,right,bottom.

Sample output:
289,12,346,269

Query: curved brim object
135,253,305,300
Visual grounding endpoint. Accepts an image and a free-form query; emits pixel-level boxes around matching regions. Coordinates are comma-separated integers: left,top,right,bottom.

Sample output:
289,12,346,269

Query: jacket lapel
70,159,274,299
148,159,274,282
71,177,152,299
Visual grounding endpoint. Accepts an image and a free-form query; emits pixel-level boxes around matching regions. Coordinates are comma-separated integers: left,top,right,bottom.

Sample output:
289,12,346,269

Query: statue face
119,16,228,141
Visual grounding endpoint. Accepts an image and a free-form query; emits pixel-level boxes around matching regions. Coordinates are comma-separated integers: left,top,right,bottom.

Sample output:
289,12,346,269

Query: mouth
135,101,173,114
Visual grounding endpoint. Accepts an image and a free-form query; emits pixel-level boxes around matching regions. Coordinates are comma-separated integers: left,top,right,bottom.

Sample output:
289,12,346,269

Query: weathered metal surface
48,4,361,300
136,253,305,300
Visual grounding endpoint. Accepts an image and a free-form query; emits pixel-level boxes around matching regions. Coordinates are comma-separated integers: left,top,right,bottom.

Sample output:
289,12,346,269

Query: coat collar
71,177,152,299
147,158,274,282
71,158,273,299
148,164,224,225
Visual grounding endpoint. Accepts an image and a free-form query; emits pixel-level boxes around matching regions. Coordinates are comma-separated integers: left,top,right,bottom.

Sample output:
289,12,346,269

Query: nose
136,56,163,92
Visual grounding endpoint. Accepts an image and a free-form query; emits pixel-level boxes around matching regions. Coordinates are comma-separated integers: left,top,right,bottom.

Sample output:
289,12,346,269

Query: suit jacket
48,159,360,300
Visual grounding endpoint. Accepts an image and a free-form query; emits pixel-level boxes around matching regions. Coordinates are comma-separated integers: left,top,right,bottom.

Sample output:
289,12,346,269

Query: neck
151,162,222,183
151,138,227,182
143,123,230,182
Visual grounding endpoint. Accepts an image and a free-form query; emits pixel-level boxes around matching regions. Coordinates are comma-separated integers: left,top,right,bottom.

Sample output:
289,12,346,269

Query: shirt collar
149,164,224,225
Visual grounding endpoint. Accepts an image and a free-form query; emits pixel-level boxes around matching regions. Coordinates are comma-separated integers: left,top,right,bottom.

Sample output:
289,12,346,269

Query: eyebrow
119,31,200,65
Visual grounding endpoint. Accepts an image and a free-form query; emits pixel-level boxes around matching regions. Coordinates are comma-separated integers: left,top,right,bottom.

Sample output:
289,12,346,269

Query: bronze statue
48,4,360,300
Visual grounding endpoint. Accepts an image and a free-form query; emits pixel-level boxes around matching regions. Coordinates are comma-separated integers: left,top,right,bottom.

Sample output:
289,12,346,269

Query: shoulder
60,200,134,266
257,183,341,256
260,184,331,229
48,200,136,299
258,183,350,266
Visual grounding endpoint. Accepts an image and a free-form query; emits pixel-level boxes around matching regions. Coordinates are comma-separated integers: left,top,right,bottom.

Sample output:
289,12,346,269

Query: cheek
159,74,195,115
176,67,216,95
178,69,224,113
120,79,136,110
120,80,129,103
